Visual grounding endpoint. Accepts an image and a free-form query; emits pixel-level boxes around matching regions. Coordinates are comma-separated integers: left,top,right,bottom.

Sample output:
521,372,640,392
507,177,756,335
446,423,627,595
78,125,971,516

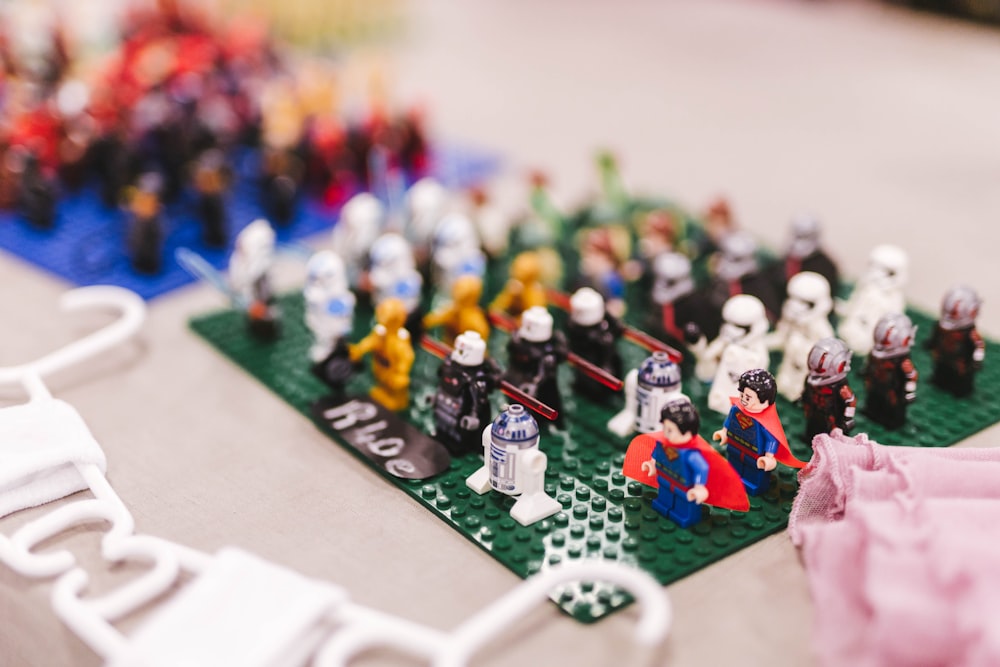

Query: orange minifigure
490,251,546,319
349,298,415,411
423,275,490,346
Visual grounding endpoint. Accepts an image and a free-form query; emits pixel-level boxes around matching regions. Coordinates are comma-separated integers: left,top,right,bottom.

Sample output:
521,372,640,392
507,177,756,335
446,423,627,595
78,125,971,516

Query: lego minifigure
348,297,414,412
333,192,385,284
577,226,629,318
192,148,229,249
700,230,782,333
430,212,486,294
838,244,908,355
801,337,856,443
622,399,748,527
304,251,356,396
404,177,449,263
229,218,279,340
466,403,562,526
367,232,424,339
16,149,58,230
772,214,840,303
566,287,624,402
862,313,918,429
928,286,985,396
767,271,834,401
431,330,503,454
692,294,770,415
712,369,805,496
422,274,489,346
607,351,686,438
648,251,706,347
490,251,547,319
504,306,568,424
126,173,164,275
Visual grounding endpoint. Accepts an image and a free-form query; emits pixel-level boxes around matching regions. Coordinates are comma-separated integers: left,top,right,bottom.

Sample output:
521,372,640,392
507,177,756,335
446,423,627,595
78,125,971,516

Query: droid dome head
715,231,758,282
637,351,682,392
807,337,852,386
783,271,832,323
871,313,916,359
369,233,416,273
452,330,486,367
570,287,605,327
864,244,908,291
720,294,768,344
787,214,822,260
306,250,348,294
491,404,540,450
940,285,981,331
519,306,553,343
651,252,694,305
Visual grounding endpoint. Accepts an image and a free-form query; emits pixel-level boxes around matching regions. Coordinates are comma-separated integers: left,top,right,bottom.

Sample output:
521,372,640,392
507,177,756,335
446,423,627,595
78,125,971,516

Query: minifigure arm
640,459,657,478
902,358,918,403
973,329,986,367
348,328,382,362
422,304,454,330
490,280,522,313
840,384,857,430
712,428,728,447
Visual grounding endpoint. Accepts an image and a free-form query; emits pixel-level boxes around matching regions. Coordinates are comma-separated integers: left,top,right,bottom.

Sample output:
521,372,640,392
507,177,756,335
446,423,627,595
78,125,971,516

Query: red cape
729,397,806,469
623,433,750,512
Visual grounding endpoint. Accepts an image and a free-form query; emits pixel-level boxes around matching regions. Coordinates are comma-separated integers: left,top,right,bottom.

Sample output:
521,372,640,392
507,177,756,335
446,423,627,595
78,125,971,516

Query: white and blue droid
607,351,687,437
303,250,355,363
466,404,562,526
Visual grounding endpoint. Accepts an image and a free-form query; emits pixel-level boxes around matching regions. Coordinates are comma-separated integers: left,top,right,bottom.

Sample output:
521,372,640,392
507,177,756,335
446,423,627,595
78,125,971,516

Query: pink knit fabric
790,431,1000,666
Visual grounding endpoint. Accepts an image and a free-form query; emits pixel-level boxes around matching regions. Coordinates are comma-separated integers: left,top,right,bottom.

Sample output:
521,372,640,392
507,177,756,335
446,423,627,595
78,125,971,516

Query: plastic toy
404,177,450,260
712,369,805,495
577,227,628,318
773,214,840,302
566,287,624,401
126,173,165,276
431,212,486,294
929,285,985,397
504,306,569,424
700,230,781,335
367,232,424,337
229,219,280,340
348,297,415,411
422,274,490,345
192,148,230,249
692,294,770,415
466,404,562,526
333,192,386,283
767,271,834,401
622,399,748,527
490,251,547,318
801,337,856,443
838,244,908,355
304,251,357,396
648,251,703,347
862,313,918,429
608,351,685,437
17,150,59,230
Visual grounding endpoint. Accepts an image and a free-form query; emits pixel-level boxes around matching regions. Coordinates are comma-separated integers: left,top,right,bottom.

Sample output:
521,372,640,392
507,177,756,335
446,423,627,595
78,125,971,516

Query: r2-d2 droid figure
304,251,356,394
607,351,686,438
838,244,908,355
466,404,562,526
768,271,834,401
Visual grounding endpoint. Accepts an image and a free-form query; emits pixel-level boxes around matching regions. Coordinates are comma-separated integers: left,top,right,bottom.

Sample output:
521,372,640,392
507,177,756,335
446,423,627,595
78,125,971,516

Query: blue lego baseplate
0,144,499,299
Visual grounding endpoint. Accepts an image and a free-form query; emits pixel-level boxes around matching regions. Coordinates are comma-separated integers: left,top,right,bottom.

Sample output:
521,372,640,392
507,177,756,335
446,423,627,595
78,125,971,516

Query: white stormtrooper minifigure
692,294,770,414
431,212,486,294
607,351,687,438
838,244,908,355
332,192,385,284
768,271,834,401
466,404,562,526
303,250,355,363
367,232,423,317
229,219,279,338
404,177,450,254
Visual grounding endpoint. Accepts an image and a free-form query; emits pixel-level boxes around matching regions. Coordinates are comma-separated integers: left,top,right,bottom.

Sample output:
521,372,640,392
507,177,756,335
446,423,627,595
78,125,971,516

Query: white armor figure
332,192,384,283
229,218,275,307
368,233,423,317
303,251,355,363
607,351,687,438
768,271,834,401
431,212,486,294
715,230,759,283
466,404,562,526
838,244,908,355
405,177,450,252
693,294,770,415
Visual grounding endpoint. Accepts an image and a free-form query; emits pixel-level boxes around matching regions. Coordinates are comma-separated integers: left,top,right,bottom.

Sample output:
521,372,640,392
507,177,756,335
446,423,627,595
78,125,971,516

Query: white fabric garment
108,548,347,667
0,398,107,518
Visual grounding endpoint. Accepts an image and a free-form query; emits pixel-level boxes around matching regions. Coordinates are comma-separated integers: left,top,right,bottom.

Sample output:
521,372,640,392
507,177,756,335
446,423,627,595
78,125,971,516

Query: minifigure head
375,298,408,332
651,252,694,305
519,307,553,343
871,313,916,359
715,231,759,282
659,398,699,444
433,213,479,254
405,177,449,242
306,250,349,294
720,294,768,344
940,285,981,331
864,244,908,292
737,369,777,413
452,330,487,366
787,214,822,260
235,218,276,259
639,209,679,259
452,274,484,306
637,352,682,392
369,233,416,273
783,271,832,324
491,403,540,450
807,337,852,386
510,251,541,284
570,287,606,327
580,228,620,278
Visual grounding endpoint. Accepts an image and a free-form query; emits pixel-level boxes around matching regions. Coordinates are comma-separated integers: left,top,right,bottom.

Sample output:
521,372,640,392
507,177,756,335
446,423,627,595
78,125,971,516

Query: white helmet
940,285,981,331
864,244,908,291
783,271,832,323
433,212,479,253
570,287,606,327
787,214,822,260
369,232,416,272
306,250,348,294
720,294,767,344
236,218,276,257
406,178,449,241
872,313,916,359
715,231,759,282
652,252,694,305
452,330,487,367
519,307,554,343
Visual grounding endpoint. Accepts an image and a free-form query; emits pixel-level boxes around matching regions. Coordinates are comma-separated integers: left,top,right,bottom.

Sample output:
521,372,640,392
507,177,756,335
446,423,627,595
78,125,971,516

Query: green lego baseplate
189,288,1000,623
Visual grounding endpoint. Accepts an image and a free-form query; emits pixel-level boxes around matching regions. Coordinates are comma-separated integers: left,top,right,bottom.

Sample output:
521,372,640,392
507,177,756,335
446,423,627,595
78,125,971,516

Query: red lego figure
862,313,918,429
928,285,985,397
801,337,856,443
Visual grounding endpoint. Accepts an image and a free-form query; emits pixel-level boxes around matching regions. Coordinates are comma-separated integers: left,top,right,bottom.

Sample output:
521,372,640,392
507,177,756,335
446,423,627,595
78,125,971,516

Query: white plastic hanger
0,286,146,578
